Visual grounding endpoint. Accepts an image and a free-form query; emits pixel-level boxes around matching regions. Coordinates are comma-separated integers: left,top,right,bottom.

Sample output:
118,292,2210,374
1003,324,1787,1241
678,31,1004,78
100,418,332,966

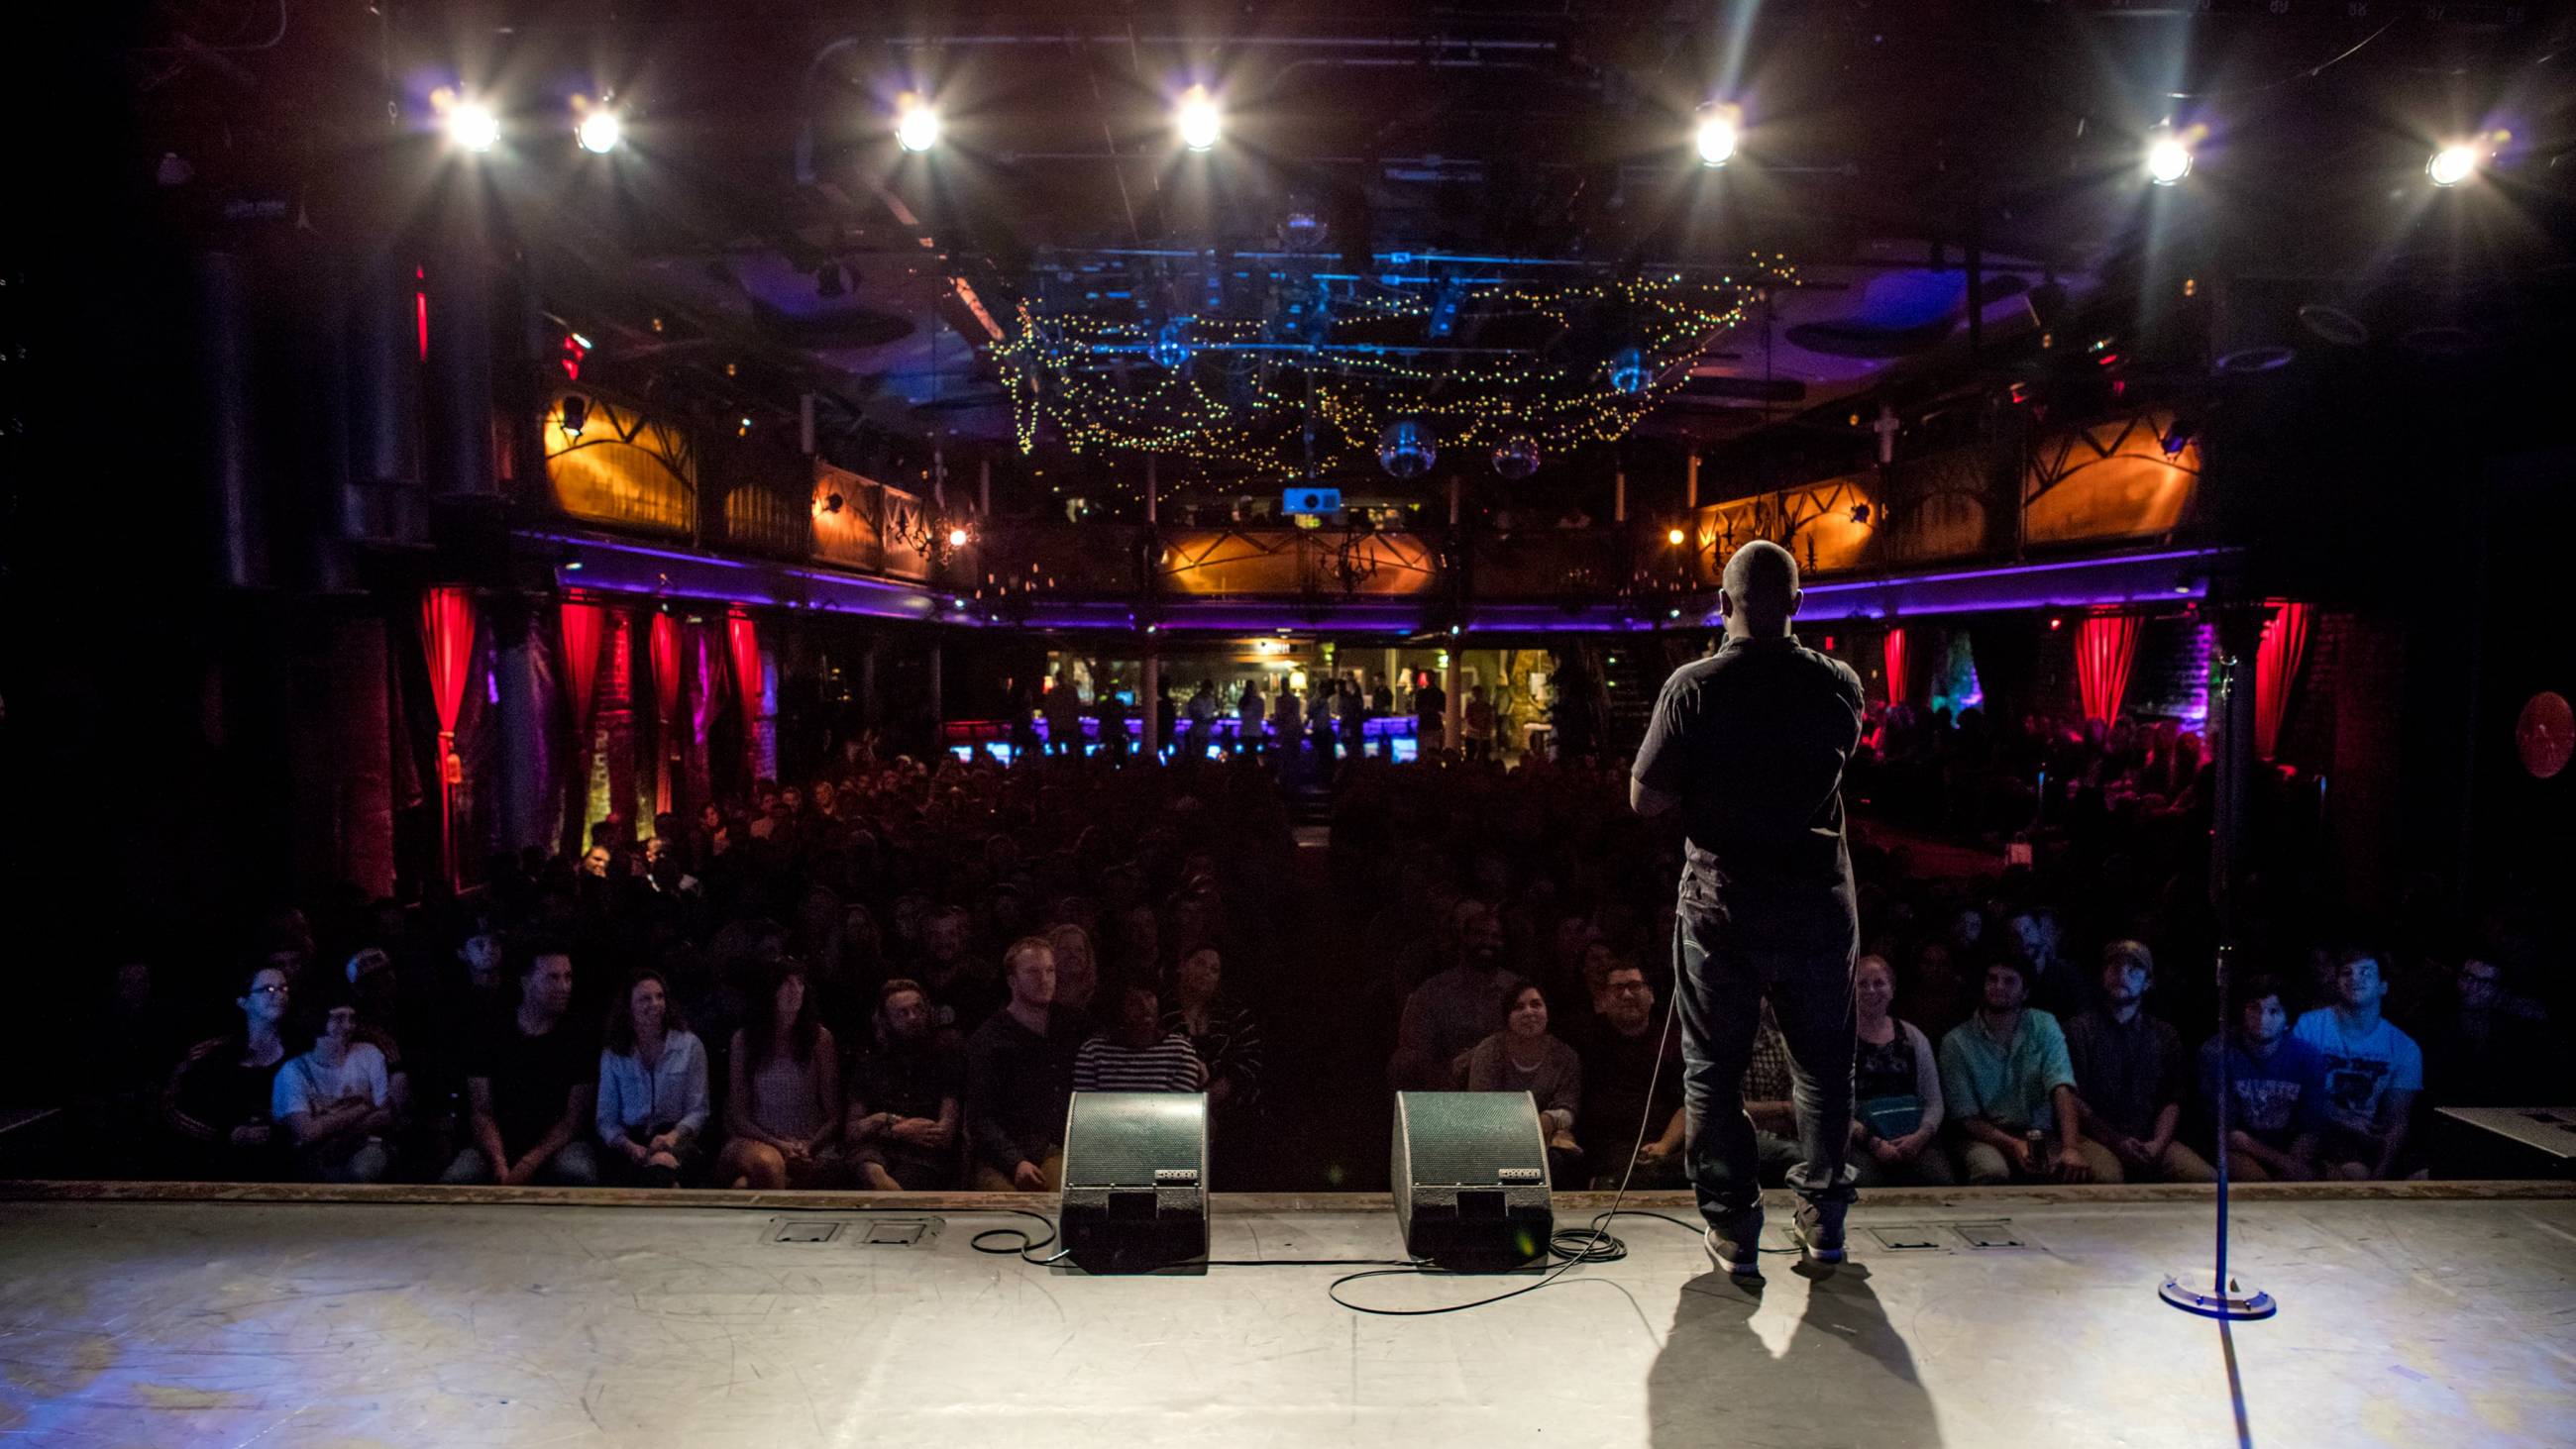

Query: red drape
650,613,683,814
420,587,477,885
726,614,764,783
689,623,721,807
1882,627,1910,706
559,600,606,849
2254,602,2312,761
2076,614,2142,726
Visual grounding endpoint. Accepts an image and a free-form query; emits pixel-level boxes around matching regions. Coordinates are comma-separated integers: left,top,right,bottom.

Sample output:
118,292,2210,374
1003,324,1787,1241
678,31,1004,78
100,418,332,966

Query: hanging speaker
1058,1092,1209,1275
1391,1092,1554,1272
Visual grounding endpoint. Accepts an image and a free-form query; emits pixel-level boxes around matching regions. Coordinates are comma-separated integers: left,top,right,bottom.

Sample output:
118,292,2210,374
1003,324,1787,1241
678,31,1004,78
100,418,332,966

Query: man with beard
1631,540,1866,1274
845,979,966,1191
1574,963,1687,1189
1389,901,1525,1090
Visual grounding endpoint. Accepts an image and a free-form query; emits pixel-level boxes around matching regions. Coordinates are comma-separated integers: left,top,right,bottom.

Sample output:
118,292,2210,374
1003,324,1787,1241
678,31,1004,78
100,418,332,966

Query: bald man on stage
1630,539,1867,1275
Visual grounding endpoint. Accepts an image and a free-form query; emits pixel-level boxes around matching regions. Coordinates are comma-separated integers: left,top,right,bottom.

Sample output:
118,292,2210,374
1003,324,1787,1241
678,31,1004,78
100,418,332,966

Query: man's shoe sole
1704,1226,1761,1277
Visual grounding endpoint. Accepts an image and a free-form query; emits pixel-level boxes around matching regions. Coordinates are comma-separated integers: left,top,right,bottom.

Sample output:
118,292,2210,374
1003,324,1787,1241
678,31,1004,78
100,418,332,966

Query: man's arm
2370,1088,2416,1179
467,1076,510,1179
514,1082,592,1179
1630,776,1678,818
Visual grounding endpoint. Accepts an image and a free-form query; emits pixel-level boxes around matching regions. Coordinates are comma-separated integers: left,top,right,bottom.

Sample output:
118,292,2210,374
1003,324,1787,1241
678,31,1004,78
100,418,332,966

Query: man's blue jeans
1673,889,1860,1226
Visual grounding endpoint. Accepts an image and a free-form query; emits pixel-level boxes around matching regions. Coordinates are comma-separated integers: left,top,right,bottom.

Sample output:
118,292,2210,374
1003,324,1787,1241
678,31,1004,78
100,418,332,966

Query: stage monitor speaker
1059,1091,1210,1275
1391,1092,1554,1272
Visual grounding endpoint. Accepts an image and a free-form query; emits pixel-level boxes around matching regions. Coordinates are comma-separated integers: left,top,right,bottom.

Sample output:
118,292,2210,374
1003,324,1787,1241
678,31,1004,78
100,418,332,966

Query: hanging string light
996,259,1795,481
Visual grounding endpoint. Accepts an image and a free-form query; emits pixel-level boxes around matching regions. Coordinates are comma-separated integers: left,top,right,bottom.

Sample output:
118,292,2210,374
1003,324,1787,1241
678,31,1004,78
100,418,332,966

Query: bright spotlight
577,110,621,155
1665,527,1687,547
1175,85,1222,153
895,94,940,154
946,526,972,549
447,100,501,154
1694,103,1740,168
2427,144,2480,187
2145,130,2193,186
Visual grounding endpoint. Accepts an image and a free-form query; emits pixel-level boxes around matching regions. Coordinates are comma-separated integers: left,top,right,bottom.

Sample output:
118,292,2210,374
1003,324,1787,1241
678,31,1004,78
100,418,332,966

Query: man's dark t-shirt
1633,636,1865,936
852,1030,968,1123
472,1014,595,1156
1574,1014,1686,1166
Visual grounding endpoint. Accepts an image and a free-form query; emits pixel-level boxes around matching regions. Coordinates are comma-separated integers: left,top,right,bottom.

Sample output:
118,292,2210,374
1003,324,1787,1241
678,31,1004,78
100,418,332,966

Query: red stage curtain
2254,602,2312,761
559,600,606,849
2076,614,2142,726
650,613,683,814
420,586,477,885
1882,628,1910,706
726,614,763,783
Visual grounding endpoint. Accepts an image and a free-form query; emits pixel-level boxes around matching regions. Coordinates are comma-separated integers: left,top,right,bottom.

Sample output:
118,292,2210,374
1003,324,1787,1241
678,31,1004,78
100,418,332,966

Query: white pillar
978,455,992,516
1145,457,1159,525
1141,649,1162,760
1614,467,1627,523
1685,452,1699,511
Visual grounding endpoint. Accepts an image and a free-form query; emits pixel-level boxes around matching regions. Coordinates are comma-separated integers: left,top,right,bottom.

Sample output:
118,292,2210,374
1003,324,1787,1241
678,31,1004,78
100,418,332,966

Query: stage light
2427,144,2480,187
559,395,589,439
447,99,501,154
577,109,622,155
2145,129,2193,185
1665,527,1686,547
1694,103,1740,168
1175,85,1222,153
895,94,940,154
947,526,972,549
820,492,845,514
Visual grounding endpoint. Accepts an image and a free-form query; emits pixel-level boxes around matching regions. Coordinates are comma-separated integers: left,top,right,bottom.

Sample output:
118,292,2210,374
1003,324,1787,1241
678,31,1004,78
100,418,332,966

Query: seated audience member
163,965,297,1181
1389,902,1526,1089
1164,944,1263,1117
340,948,415,1119
1573,963,1686,1190
1848,955,1952,1188
2292,949,2424,1180
718,962,843,1190
442,947,600,1186
1074,983,1208,1092
2003,908,2092,1023
1938,959,2119,1185
1738,1001,1806,1188
2423,955,2547,1107
918,908,1002,1031
846,979,966,1191
965,937,1083,1191
1464,982,1583,1187
2196,976,2328,1182
1043,922,1103,1033
595,971,710,1188
271,1002,396,1183
2066,941,2214,1184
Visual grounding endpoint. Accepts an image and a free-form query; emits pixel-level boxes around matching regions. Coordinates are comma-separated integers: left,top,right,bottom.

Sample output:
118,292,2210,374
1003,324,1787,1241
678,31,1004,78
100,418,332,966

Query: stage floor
1,1187,2570,1447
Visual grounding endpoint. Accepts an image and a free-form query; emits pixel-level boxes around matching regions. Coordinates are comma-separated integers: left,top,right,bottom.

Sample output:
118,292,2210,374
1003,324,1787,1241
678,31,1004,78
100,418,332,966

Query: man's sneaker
1791,1197,1847,1267
1704,1210,1763,1278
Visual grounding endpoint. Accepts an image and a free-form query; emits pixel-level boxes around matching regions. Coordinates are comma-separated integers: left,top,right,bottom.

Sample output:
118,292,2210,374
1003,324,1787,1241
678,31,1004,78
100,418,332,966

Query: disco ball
1378,418,1437,479
1491,433,1542,480
1147,318,1195,369
1608,345,1653,395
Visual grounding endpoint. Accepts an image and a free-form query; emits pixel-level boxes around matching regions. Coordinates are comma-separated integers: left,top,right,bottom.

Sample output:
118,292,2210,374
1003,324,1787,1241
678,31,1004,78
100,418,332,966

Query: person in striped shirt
1074,984,1208,1094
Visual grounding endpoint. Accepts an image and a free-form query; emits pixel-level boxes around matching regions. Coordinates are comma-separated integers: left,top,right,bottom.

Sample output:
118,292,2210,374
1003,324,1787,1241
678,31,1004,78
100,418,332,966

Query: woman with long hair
717,961,842,1189
596,971,711,1188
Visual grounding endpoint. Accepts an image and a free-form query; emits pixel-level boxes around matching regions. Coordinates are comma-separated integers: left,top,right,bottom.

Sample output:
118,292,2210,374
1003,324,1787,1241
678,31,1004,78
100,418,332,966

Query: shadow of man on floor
1646,1262,1944,1448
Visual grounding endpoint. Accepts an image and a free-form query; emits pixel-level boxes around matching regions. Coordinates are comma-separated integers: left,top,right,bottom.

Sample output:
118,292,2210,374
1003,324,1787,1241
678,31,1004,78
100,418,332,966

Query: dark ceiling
77,0,2576,502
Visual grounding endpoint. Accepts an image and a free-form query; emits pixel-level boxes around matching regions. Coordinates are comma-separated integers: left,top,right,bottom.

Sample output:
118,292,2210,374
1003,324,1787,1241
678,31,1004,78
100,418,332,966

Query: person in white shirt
2291,950,2424,1180
272,1003,395,1183
596,971,711,1188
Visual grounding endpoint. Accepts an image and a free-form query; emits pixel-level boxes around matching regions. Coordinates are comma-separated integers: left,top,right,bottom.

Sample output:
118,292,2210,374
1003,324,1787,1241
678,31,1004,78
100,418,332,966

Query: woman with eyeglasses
162,965,297,1181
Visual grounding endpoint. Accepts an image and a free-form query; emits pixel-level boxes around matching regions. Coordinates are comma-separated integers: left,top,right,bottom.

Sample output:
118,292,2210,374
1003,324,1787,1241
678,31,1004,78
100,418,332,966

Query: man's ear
1786,586,1803,618
1717,590,1735,619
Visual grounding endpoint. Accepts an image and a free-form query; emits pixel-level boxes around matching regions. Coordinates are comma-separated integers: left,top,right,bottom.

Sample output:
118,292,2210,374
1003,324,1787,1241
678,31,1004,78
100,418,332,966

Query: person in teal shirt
1938,959,2120,1184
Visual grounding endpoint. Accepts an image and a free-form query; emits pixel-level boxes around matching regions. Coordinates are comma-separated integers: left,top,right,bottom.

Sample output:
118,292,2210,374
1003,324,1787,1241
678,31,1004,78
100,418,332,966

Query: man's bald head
1720,540,1801,637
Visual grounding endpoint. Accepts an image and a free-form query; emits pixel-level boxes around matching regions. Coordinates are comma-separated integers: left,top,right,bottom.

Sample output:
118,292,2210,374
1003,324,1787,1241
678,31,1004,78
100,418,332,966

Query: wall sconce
560,395,590,439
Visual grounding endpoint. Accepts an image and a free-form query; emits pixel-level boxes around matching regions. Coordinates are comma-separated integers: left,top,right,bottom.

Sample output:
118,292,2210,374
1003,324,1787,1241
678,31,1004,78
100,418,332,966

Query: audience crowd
91,692,2562,1194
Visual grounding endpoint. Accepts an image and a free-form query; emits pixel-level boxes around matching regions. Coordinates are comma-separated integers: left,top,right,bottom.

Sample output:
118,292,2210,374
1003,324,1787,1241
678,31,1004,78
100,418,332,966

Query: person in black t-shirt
1632,540,1866,1273
439,947,600,1186
162,964,297,1181
1573,963,1687,1190
847,979,967,1190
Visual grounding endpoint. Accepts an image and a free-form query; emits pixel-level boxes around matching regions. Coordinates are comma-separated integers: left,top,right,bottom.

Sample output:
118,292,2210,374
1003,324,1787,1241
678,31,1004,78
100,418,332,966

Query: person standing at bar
1630,540,1866,1275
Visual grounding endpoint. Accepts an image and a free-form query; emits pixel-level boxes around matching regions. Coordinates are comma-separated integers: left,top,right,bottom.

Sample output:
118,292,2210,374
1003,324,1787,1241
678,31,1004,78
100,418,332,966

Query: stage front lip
523,530,2239,633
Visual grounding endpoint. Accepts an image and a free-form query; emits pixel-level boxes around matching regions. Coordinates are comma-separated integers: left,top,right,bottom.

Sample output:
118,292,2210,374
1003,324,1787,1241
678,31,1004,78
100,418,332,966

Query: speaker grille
1398,1092,1545,1186
1064,1092,1207,1188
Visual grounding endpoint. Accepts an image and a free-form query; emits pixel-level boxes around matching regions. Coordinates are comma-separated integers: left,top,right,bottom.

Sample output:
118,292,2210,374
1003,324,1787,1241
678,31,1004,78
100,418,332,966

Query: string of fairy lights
998,258,1797,485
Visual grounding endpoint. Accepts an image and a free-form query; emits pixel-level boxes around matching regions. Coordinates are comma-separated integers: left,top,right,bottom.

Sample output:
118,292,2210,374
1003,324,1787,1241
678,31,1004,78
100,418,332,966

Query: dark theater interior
3,2,2573,1444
